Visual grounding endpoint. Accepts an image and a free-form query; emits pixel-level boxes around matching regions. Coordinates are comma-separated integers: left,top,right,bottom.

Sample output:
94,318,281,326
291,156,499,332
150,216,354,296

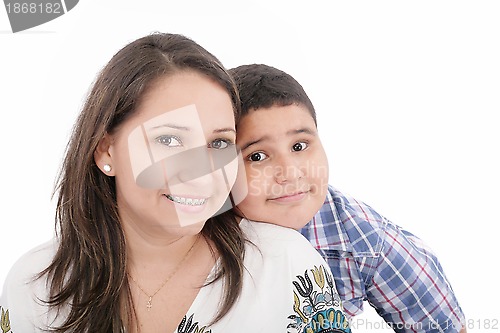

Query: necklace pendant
146,296,152,311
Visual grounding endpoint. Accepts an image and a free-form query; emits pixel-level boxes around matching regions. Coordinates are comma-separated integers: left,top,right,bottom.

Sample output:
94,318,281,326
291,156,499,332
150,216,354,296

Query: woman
0,33,350,333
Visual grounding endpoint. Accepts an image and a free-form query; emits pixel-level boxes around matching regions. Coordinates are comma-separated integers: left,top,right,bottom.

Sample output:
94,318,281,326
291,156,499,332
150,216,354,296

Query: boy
229,64,466,333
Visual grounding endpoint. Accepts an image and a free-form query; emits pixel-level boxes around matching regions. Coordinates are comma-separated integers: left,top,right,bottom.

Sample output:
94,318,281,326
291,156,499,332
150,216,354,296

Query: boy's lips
268,191,309,203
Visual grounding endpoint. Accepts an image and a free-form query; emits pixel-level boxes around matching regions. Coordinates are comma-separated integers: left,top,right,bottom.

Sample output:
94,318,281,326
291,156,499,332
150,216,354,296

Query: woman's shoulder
240,218,323,259
241,218,309,244
1,239,58,332
236,219,350,332
2,239,58,292
6,240,57,277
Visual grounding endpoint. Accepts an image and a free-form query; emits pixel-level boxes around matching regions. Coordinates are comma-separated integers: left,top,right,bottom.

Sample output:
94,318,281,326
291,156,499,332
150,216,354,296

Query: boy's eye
155,135,182,147
247,152,268,162
292,142,308,152
208,139,232,150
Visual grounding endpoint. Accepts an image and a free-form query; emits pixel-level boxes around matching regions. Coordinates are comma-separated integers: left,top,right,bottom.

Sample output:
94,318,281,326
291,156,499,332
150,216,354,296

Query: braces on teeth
166,195,206,206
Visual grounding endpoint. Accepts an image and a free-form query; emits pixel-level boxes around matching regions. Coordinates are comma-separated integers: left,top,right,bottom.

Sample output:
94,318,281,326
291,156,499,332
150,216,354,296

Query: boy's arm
365,222,466,332
302,186,466,331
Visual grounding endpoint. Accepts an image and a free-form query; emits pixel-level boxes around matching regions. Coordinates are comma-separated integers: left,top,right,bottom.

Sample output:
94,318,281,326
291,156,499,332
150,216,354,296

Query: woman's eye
209,139,232,149
247,152,268,162
155,135,182,147
292,142,308,152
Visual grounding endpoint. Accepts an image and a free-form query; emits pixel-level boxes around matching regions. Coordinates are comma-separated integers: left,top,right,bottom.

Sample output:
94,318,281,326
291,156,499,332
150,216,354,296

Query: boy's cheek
244,164,271,187
247,177,268,198
245,163,271,178
235,190,261,221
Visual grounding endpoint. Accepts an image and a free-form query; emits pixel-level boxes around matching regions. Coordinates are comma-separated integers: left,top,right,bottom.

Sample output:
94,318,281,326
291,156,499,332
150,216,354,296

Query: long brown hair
38,32,245,332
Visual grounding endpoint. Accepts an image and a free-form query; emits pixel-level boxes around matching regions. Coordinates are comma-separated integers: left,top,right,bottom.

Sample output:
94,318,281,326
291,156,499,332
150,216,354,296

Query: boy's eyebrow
240,128,316,151
240,136,271,151
286,127,317,136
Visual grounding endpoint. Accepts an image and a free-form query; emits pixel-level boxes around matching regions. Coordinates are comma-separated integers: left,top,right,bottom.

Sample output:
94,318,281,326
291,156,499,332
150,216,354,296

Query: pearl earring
103,164,112,172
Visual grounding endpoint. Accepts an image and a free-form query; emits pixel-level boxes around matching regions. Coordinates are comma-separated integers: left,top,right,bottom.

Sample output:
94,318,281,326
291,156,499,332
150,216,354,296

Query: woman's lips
163,194,209,214
165,194,207,206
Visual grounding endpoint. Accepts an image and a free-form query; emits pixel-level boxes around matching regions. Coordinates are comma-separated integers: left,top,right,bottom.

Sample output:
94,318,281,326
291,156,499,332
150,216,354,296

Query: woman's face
101,71,238,236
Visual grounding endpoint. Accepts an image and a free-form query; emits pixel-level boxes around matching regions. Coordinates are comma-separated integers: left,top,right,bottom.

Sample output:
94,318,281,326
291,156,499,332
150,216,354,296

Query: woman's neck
121,215,204,269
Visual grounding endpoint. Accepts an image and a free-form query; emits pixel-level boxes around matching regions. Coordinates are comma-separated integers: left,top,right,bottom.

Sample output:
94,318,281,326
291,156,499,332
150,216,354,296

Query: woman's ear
94,134,116,176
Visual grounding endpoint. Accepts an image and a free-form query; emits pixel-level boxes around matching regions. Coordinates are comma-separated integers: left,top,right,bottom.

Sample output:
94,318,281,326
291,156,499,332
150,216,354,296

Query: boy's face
235,104,329,229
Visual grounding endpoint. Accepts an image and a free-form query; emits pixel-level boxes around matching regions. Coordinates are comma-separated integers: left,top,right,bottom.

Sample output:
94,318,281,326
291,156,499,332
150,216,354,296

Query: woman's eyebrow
213,127,236,134
150,123,190,131
148,125,235,135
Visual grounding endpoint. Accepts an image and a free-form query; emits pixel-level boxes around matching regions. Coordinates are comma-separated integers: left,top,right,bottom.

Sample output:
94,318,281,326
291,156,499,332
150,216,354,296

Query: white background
1,1,499,331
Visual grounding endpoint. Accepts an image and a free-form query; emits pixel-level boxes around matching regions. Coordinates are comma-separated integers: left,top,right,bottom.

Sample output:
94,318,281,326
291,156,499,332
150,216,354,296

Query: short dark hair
229,64,316,126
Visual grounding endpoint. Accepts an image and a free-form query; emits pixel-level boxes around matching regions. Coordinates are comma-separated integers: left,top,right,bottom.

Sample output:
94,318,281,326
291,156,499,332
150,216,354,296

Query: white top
0,219,351,332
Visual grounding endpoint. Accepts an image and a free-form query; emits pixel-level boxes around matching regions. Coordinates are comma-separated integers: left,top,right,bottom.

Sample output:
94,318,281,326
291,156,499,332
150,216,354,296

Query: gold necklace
127,235,199,311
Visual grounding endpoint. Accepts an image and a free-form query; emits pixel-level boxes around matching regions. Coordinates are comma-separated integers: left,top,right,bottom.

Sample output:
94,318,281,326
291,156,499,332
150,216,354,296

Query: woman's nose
175,146,215,185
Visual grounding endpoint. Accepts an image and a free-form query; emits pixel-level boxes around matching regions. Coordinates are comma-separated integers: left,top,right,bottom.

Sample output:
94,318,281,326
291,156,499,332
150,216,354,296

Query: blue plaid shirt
300,186,465,333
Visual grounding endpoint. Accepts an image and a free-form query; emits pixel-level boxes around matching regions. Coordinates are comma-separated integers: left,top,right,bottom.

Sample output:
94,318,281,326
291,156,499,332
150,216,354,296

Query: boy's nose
273,156,304,184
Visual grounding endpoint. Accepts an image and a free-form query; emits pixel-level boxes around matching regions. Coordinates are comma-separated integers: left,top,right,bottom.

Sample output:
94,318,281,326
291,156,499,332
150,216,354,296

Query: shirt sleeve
366,222,466,333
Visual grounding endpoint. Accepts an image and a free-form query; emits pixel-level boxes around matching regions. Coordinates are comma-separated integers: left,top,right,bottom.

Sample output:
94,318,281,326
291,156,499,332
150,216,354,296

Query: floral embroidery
288,265,350,333
177,313,212,333
0,306,12,333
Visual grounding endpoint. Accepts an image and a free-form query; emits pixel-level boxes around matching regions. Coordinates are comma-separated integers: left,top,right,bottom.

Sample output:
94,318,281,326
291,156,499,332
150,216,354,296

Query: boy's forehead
237,105,316,131
235,105,318,150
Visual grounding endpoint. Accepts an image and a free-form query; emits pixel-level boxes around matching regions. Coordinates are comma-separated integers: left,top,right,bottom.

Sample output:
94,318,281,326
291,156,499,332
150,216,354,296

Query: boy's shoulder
310,186,390,255
329,186,388,227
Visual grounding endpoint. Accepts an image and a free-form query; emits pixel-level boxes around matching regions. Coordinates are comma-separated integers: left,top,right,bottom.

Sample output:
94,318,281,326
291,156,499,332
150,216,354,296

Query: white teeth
166,195,206,206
